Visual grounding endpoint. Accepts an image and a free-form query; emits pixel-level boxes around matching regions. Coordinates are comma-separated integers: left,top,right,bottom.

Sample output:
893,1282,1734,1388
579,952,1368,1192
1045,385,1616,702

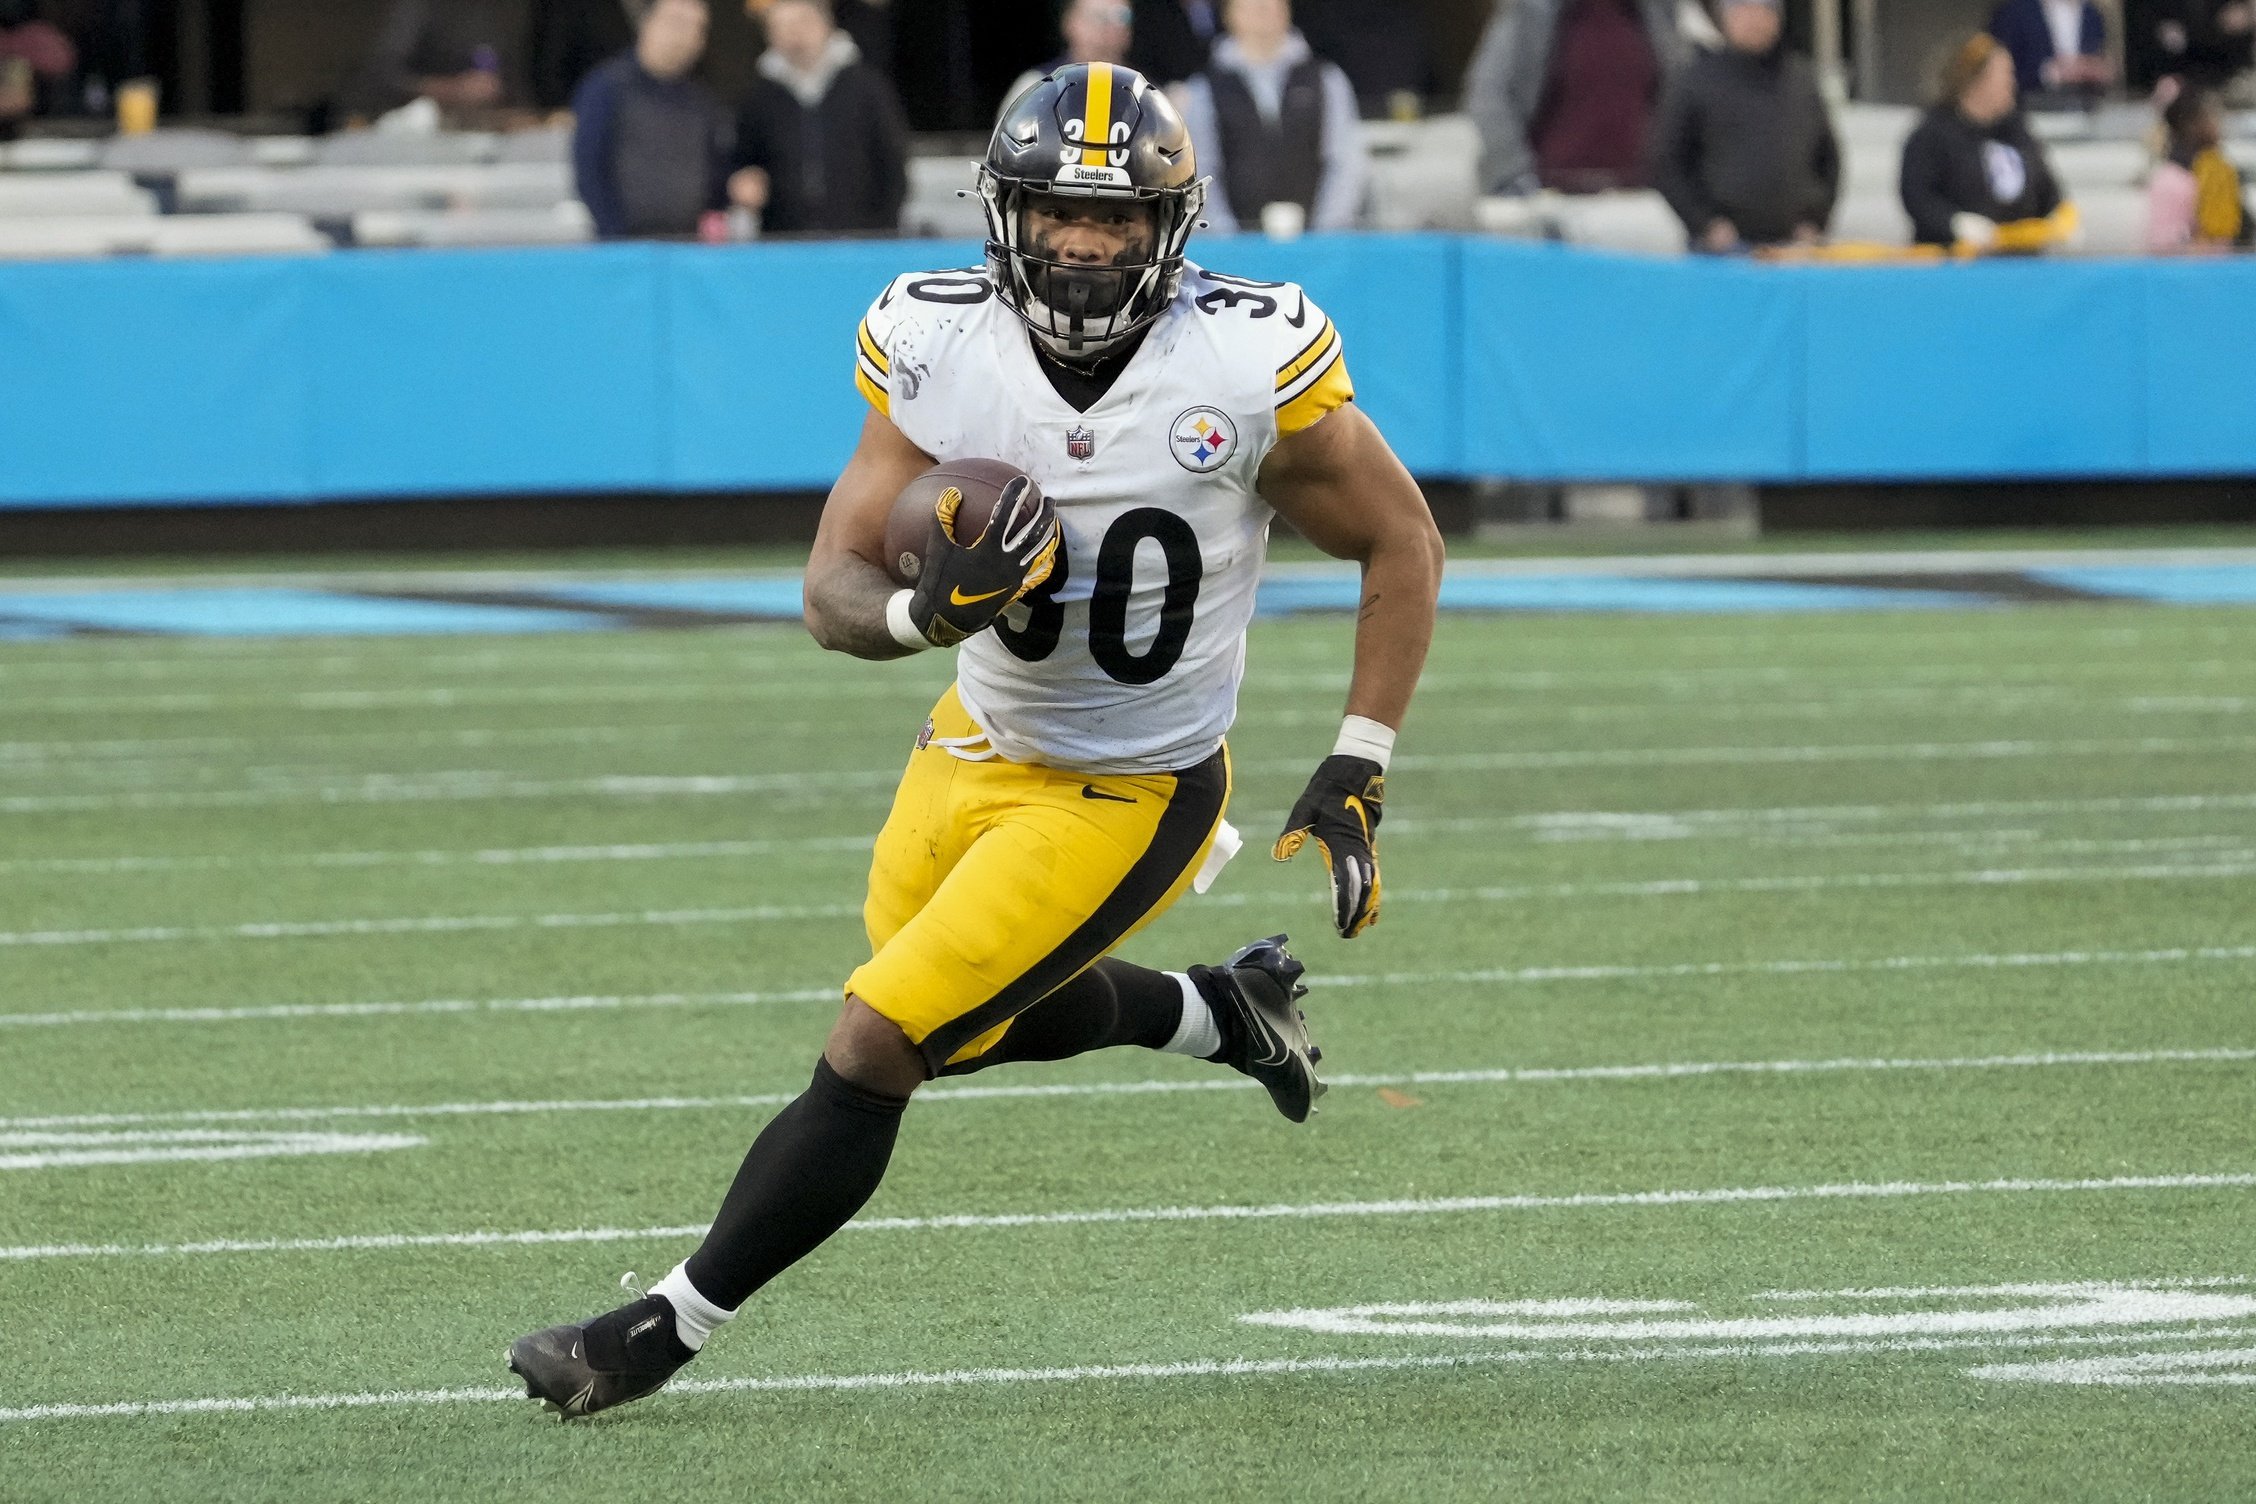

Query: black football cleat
1194,933,1327,1123
507,1288,695,1420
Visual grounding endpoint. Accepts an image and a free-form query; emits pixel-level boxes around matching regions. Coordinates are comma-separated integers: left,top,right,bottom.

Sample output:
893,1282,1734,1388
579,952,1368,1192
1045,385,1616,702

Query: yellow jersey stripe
854,363,890,416
857,320,891,375
1276,347,1353,437
1081,62,1114,167
1274,318,1339,392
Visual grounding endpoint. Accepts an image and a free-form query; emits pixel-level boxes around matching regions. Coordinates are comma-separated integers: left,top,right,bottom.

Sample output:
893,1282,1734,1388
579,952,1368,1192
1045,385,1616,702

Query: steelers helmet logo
1170,406,1237,473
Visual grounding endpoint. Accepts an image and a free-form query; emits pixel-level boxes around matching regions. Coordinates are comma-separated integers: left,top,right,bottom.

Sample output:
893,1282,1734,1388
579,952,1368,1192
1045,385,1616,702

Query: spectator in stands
1649,0,1838,251
535,0,640,113
1987,0,2110,103
1003,0,1131,118
730,0,908,234
2150,0,2254,88
1899,34,2066,249
573,0,734,238
2147,86,2250,248
1129,0,1220,85
0,0,76,134
747,0,893,79
353,0,534,121
1179,0,1365,233
1465,0,1684,196
1295,0,1432,117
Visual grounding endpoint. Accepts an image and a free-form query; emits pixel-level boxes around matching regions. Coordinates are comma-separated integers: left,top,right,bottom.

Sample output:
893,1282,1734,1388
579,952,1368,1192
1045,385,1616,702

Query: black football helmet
980,63,1206,364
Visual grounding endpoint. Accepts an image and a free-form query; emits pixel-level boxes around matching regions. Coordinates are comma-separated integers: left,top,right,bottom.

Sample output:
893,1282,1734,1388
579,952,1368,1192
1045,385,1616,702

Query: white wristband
885,589,934,652
1333,714,1396,770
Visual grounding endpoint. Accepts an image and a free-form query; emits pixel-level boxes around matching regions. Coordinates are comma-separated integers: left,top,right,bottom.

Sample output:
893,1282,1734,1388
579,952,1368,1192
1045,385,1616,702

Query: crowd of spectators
3,0,2252,262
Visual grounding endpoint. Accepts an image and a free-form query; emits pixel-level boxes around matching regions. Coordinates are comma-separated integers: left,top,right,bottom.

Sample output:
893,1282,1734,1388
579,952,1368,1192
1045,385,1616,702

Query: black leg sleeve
939,957,1186,1076
683,1058,909,1311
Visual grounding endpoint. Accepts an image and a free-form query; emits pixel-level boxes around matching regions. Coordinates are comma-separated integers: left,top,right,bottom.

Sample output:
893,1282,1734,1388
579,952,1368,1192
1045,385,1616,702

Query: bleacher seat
147,213,329,257
0,211,325,260
1364,115,1481,232
316,129,499,167
494,127,572,164
248,137,318,168
1830,190,1911,244
1551,190,1687,255
2070,185,2149,255
175,163,573,217
1,137,103,170
350,202,594,248
0,171,156,217
2047,139,2151,190
0,215,148,259
903,154,985,239
99,129,253,174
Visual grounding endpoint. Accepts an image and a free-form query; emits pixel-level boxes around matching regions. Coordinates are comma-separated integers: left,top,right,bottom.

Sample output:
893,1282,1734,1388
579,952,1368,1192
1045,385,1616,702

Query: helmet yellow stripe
1081,62,1115,167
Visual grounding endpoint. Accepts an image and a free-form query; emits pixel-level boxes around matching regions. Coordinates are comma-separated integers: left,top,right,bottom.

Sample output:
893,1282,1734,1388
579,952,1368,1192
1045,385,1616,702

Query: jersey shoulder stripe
855,316,892,416
1275,316,1339,394
1275,313,1353,436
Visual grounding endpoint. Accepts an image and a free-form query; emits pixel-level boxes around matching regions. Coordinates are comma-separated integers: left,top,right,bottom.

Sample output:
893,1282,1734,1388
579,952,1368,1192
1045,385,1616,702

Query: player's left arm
1258,402,1446,937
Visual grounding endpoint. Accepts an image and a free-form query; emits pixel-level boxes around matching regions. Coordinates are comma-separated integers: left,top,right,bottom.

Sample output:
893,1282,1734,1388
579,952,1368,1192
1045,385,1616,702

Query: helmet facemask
980,171,1206,366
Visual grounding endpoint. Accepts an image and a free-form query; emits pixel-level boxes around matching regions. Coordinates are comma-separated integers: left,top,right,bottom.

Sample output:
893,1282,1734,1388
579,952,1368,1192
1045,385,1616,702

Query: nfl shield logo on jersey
1066,425,1096,461
1171,406,1237,473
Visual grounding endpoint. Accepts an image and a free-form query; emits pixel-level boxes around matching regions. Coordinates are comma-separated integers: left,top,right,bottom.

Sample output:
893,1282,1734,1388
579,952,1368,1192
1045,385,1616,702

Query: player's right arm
802,407,937,661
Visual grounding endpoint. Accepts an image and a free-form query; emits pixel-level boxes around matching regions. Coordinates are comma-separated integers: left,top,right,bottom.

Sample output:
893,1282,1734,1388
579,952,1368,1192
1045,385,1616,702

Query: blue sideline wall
0,236,2248,509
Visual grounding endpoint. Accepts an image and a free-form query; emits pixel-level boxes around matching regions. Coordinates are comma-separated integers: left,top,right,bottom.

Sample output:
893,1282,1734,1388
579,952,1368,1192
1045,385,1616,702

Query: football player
509,62,1443,1416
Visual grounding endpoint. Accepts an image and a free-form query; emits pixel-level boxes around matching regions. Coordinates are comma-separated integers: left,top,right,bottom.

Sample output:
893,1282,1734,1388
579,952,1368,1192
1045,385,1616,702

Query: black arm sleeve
1812,101,1842,226
1646,73,1719,236
1898,121,1958,245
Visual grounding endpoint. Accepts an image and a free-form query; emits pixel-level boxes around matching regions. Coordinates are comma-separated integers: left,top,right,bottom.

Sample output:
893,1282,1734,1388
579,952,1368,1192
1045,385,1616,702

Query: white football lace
930,732,1000,763
618,1271,648,1299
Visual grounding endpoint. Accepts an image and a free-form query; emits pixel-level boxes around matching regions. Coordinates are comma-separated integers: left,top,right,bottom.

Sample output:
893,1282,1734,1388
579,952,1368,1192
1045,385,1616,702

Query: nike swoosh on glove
1272,754,1385,938
907,476,1060,647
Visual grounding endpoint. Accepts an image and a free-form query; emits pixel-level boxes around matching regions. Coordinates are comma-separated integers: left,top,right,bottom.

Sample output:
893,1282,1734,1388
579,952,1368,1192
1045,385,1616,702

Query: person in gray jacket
1178,0,1365,232
1464,0,1685,196
1648,0,1838,249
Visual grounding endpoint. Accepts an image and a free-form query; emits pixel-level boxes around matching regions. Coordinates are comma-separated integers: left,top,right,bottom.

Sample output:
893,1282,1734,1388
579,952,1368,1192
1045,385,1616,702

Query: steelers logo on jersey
1170,406,1238,474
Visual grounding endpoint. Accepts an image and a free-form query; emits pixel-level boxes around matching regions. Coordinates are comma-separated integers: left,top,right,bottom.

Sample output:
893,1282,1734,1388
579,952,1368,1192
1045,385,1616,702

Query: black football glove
905,475,1060,647
1272,754,1385,938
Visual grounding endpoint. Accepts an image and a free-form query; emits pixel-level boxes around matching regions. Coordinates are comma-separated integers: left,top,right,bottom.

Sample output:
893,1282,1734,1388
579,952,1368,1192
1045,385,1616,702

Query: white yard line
9,945,2256,1030
5,1046,2249,1130
0,903,863,949
10,1327,2256,1426
0,837,875,878
9,734,2255,816
0,987,843,1028
0,1129,423,1171
14,791,2256,880
2,1172,2251,1266
7,857,2256,950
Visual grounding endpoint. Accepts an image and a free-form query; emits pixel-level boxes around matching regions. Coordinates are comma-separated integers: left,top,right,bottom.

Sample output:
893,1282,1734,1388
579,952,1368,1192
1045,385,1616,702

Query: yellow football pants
845,685,1230,1074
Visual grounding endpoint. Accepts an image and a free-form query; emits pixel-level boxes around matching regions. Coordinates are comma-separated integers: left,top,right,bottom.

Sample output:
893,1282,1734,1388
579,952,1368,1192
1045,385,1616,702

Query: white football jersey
855,260,1355,775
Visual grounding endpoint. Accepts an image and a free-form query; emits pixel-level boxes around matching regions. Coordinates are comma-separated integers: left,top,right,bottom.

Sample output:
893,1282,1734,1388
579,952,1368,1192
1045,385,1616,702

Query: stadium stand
7,92,2256,261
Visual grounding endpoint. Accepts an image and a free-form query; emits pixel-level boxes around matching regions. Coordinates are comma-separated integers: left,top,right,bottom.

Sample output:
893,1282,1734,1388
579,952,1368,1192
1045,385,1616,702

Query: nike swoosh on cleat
1081,786,1135,803
949,585,1011,607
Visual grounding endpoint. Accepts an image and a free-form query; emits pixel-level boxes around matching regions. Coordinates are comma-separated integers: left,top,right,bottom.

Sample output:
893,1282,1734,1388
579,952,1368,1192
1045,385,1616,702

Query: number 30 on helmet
980,63,1208,364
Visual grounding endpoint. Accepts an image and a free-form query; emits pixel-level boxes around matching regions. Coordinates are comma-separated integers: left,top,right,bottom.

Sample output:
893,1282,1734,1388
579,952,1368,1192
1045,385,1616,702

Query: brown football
882,459,1040,588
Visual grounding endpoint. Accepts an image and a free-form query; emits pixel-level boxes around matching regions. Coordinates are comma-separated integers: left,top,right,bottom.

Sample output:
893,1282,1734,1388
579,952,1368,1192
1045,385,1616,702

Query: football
882,459,1040,587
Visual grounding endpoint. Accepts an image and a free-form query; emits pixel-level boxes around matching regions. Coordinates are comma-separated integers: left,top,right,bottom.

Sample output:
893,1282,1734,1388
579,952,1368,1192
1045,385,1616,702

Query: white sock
1161,972,1222,1059
651,1261,737,1352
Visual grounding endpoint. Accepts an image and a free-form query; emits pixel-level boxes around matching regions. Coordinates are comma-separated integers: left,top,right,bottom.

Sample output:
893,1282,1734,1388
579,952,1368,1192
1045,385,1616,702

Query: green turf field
3,595,2254,1500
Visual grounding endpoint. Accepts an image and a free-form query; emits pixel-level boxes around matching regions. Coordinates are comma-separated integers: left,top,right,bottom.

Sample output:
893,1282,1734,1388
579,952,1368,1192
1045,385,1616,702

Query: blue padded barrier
2,235,2252,508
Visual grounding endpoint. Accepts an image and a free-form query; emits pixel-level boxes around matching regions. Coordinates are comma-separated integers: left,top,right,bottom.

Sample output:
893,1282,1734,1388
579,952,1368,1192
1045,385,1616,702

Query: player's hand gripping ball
885,460,1060,647
1274,755,1385,938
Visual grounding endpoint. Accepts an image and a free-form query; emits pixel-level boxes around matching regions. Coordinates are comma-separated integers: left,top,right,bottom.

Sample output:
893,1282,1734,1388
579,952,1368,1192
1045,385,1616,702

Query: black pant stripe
914,747,1229,1074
